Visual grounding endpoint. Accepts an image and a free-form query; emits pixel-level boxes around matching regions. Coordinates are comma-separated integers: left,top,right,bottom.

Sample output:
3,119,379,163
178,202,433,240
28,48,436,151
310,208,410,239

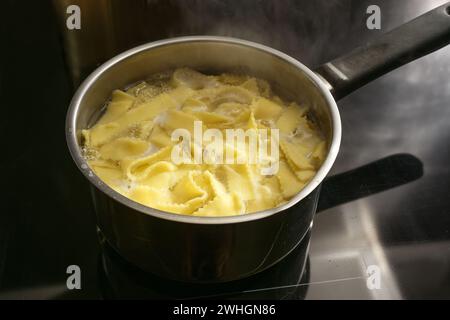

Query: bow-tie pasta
81,68,327,216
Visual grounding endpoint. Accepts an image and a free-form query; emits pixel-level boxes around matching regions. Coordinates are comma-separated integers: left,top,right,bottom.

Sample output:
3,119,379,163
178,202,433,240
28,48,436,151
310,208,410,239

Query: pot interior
68,37,341,223
73,38,334,148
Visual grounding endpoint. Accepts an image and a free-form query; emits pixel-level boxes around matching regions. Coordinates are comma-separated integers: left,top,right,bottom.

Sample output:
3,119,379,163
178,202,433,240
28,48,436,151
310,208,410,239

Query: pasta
82,68,327,216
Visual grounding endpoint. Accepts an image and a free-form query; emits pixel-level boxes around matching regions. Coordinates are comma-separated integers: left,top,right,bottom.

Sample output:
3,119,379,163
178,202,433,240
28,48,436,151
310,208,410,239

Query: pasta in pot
81,68,327,216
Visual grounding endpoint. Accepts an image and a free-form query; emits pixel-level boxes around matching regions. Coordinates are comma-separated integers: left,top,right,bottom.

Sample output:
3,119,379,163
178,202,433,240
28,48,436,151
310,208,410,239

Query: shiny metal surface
93,185,319,282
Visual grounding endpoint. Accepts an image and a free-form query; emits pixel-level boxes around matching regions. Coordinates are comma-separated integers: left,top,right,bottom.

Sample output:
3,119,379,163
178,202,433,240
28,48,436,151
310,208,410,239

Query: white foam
153,112,167,126
142,144,160,157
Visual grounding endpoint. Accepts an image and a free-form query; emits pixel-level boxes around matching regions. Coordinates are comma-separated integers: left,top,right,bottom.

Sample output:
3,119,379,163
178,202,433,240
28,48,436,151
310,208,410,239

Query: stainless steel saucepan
66,3,450,282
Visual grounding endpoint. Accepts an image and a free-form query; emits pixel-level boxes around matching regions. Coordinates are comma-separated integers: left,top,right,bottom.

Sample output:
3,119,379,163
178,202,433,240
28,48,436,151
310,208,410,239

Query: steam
143,0,350,67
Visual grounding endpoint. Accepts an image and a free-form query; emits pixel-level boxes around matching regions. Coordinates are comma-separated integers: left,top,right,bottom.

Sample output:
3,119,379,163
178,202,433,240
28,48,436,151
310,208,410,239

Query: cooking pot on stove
66,3,450,282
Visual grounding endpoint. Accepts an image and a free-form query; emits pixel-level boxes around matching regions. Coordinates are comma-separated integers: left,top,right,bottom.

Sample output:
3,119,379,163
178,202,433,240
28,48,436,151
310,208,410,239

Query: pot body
93,184,319,282
67,36,340,282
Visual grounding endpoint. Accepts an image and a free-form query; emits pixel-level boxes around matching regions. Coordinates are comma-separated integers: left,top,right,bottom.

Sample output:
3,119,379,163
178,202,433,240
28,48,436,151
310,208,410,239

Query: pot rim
66,35,341,225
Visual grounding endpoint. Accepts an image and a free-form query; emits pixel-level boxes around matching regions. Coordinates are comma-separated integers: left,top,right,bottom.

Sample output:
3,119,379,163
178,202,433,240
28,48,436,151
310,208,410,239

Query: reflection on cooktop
98,230,311,300
317,153,423,212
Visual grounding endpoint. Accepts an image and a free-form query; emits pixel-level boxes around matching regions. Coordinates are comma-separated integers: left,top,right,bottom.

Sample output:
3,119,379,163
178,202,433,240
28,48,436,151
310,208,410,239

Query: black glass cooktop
0,0,449,299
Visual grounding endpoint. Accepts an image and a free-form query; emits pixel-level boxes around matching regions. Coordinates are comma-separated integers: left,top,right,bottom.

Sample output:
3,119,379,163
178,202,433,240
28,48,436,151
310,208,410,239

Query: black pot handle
314,2,450,100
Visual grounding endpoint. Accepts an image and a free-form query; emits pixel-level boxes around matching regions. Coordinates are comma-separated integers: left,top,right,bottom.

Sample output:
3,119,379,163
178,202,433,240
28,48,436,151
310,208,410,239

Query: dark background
0,0,449,299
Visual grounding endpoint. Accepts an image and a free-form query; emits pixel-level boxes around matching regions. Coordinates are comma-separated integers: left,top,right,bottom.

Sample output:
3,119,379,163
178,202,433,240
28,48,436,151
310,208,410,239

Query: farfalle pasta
82,68,327,216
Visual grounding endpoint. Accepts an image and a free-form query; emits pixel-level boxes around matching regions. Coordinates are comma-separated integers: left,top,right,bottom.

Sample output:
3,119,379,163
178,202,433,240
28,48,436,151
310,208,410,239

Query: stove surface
0,0,449,299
